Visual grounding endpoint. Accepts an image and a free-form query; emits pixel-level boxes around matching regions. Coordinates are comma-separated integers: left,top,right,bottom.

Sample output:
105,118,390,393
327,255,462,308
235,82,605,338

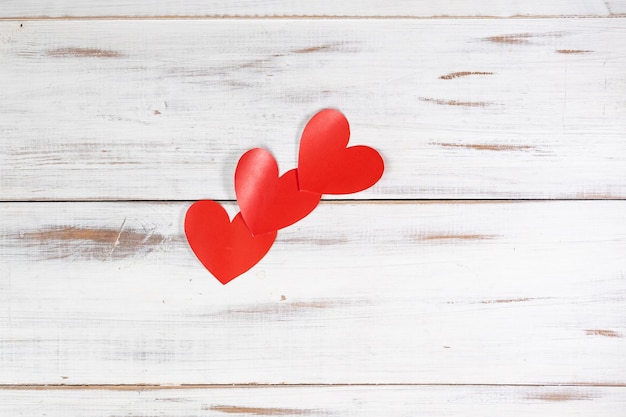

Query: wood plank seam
1,383,625,390
2,15,626,20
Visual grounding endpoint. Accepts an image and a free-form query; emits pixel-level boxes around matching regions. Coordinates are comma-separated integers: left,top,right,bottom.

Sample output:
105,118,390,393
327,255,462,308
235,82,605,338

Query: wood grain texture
2,4,626,414
1,19,625,200
1,385,626,416
1,201,625,384
0,1,613,18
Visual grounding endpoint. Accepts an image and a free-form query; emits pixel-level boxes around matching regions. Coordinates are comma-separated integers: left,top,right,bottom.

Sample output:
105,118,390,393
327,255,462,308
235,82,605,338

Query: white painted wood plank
1,201,625,384
2,19,625,201
1,385,625,417
0,1,612,18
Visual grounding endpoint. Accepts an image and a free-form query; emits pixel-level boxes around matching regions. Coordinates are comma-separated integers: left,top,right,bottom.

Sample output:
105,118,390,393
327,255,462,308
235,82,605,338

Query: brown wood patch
293,44,336,54
434,142,535,152
413,233,498,242
22,225,174,260
485,32,562,44
527,390,596,402
585,329,622,338
556,49,592,54
47,47,123,58
439,71,494,80
207,405,314,415
481,298,532,304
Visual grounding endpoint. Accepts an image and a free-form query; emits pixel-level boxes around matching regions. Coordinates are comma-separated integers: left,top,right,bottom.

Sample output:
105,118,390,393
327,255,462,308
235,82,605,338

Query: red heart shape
298,109,384,194
184,200,276,284
235,148,321,236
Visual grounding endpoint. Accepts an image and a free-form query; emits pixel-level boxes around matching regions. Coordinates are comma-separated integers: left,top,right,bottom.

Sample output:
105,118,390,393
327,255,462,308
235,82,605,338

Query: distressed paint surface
1,19,626,200
1,3,625,414
0,0,613,18
1,201,625,384
1,385,625,416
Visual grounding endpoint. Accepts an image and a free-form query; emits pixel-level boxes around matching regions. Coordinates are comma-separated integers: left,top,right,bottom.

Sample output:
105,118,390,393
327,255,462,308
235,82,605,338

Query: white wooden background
1,1,626,416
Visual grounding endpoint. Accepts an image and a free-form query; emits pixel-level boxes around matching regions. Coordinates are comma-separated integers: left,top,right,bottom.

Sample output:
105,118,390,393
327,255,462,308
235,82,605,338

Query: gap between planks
1,14,625,21
1,199,625,204
2,383,626,391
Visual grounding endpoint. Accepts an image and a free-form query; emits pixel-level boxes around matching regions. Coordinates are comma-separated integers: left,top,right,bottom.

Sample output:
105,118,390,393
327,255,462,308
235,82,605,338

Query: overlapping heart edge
185,109,384,284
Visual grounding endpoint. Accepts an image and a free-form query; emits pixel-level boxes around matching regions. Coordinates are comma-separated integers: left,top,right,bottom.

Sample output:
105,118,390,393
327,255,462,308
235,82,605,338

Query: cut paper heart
184,200,276,284
298,109,384,195
235,148,321,236
184,108,385,283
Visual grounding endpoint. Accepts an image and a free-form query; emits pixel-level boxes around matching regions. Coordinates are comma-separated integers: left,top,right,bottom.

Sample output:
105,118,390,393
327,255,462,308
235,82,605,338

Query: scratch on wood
108,217,126,258
439,71,494,80
585,329,622,338
47,47,123,58
434,142,535,152
527,390,596,402
556,49,593,54
414,233,497,242
481,298,532,304
420,97,492,107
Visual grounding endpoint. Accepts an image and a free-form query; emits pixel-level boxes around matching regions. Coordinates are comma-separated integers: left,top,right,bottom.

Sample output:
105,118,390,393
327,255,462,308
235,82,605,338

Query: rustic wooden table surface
1,1,626,415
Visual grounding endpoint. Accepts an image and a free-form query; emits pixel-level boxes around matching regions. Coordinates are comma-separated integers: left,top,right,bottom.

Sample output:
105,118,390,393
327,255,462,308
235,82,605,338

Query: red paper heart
298,109,384,194
235,148,321,235
184,200,276,284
